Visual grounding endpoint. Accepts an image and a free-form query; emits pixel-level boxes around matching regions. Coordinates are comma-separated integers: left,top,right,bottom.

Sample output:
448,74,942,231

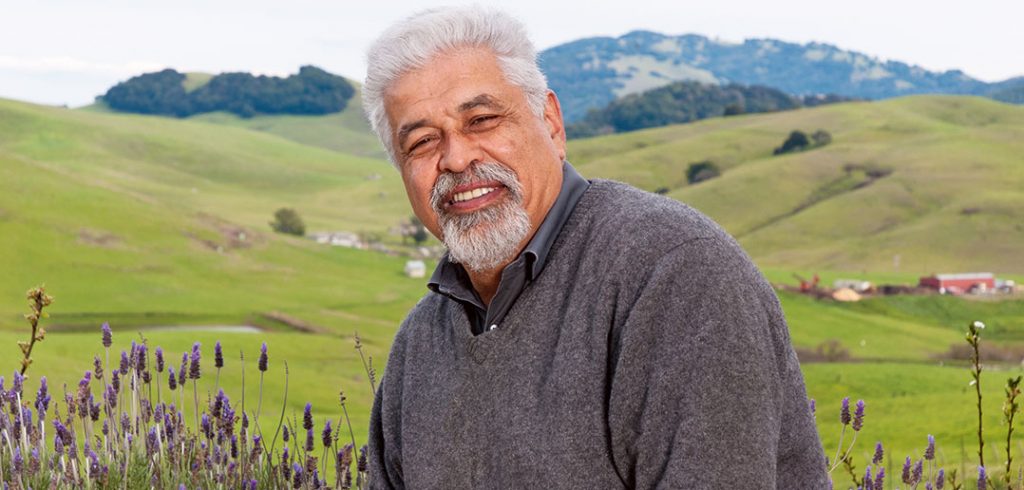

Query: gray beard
430,162,531,273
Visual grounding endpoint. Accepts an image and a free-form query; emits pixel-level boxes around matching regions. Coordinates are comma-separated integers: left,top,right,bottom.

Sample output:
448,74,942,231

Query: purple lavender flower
12,447,23,474
322,420,333,447
35,376,50,420
146,427,158,457
89,395,100,421
874,467,885,490
11,371,24,396
912,459,923,485
863,467,873,490
305,428,315,452
105,384,117,411
258,342,268,372
112,370,121,393
926,483,933,490
979,466,987,490
925,434,936,460
135,344,147,373
93,356,103,378
189,342,201,380
101,322,112,348
282,452,292,480
840,397,851,425
303,402,313,430
155,347,164,373
292,463,303,489
231,434,239,459
215,341,224,369
142,370,151,384
852,400,865,431
119,351,130,375
29,447,40,475
283,425,290,442
168,367,177,391
201,413,212,439
54,433,64,454
872,441,884,465
936,468,945,489
902,456,912,484
88,449,101,479
102,419,109,436
179,352,188,385
358,445,368,473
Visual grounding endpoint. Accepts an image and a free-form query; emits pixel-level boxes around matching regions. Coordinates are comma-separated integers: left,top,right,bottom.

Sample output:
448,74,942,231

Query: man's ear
542,90,567,161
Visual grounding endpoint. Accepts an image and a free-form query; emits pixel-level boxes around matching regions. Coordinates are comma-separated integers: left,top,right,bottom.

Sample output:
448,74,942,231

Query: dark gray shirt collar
427,161,590,331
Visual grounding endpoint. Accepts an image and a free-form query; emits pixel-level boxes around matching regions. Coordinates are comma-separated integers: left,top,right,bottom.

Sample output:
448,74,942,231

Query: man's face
383,47,567,272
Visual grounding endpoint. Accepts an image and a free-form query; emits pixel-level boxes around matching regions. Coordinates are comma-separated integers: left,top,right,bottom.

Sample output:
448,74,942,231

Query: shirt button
489,324,498,331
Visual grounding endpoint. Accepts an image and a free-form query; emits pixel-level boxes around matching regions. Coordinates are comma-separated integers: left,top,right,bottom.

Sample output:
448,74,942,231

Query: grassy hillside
568,95,1024,274
0,97,420,336
188,85,385,159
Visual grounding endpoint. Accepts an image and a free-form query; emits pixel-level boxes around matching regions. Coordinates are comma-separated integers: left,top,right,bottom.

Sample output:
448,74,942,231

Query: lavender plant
0,320,373,489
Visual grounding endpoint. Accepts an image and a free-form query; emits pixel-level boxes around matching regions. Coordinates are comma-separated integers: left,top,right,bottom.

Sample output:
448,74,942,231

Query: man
363,6,828,489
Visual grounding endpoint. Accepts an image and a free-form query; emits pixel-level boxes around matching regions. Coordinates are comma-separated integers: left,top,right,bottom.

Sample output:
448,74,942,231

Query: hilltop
98,66,355,118
539,31,1024,121
569,95,1024,274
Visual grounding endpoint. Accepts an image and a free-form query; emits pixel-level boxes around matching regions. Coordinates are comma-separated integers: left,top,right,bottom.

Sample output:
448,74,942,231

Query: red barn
919,273,996,294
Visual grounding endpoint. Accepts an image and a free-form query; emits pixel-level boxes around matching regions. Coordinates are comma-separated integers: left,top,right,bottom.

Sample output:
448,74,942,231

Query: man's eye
409,136,435,152
470,115,498,126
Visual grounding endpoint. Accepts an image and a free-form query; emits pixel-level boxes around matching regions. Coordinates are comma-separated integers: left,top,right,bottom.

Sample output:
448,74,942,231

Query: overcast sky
3,0,1021,107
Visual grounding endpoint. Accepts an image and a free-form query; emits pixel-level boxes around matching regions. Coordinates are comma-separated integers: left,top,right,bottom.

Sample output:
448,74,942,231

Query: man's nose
439,132,482,174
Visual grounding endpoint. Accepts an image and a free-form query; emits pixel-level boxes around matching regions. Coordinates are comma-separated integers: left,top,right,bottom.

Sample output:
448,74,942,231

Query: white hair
363,5,549,166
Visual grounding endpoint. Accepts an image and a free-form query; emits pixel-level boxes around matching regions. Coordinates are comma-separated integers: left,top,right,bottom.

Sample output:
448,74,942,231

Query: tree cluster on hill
102,66,355,118
566,81,852,138
773,129,832,155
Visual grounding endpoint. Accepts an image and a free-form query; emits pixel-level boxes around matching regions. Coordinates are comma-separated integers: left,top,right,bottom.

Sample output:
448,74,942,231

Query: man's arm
605,238,828,489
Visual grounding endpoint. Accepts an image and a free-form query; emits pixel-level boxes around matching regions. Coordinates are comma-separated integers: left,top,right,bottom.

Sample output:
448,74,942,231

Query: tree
773,130,810,155
686,160,721,184
811,129,832,147
410,216,429,245
269,208,305,236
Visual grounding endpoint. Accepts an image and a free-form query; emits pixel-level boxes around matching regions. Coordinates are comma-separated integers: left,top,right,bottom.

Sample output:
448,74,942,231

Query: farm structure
918,273,995,294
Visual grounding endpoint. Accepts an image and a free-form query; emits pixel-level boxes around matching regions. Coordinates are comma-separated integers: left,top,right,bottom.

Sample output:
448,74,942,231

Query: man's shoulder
572,179,734,256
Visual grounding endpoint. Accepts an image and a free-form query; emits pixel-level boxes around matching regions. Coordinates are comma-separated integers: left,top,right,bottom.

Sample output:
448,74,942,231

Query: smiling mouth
443,183,507,212
451,186,498,204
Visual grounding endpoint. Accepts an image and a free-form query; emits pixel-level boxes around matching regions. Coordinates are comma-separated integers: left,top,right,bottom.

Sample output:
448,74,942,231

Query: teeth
452,187,495,203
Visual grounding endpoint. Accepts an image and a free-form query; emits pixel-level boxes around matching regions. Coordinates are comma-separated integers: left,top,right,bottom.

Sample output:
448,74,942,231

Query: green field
569,96,1024,274
3,93,1024,480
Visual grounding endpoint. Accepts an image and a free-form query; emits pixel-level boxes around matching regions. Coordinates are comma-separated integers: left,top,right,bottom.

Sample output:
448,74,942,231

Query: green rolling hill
568,95,1024,274
0,96,421,334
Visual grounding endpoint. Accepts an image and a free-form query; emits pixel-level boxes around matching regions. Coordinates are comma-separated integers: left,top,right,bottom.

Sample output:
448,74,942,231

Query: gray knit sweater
369,180,828,489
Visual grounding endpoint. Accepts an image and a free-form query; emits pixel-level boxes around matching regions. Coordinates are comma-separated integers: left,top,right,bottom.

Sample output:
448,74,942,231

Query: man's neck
466,266,505,306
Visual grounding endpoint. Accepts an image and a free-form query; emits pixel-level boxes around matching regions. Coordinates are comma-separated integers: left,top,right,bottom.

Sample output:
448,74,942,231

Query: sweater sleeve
368,374,405,490
606,238,828,489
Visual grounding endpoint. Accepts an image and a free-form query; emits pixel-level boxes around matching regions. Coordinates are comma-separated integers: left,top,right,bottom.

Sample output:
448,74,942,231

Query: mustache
429,162,523,213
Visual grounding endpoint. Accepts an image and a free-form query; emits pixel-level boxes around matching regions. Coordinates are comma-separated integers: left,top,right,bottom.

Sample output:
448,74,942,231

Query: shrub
269,208,306,236
773,130,810,155
686,160,721,184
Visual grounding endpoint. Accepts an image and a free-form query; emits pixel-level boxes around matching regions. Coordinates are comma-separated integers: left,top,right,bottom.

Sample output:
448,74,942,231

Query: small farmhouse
405,260,426,278
309,231,365,249
918,273,995,294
